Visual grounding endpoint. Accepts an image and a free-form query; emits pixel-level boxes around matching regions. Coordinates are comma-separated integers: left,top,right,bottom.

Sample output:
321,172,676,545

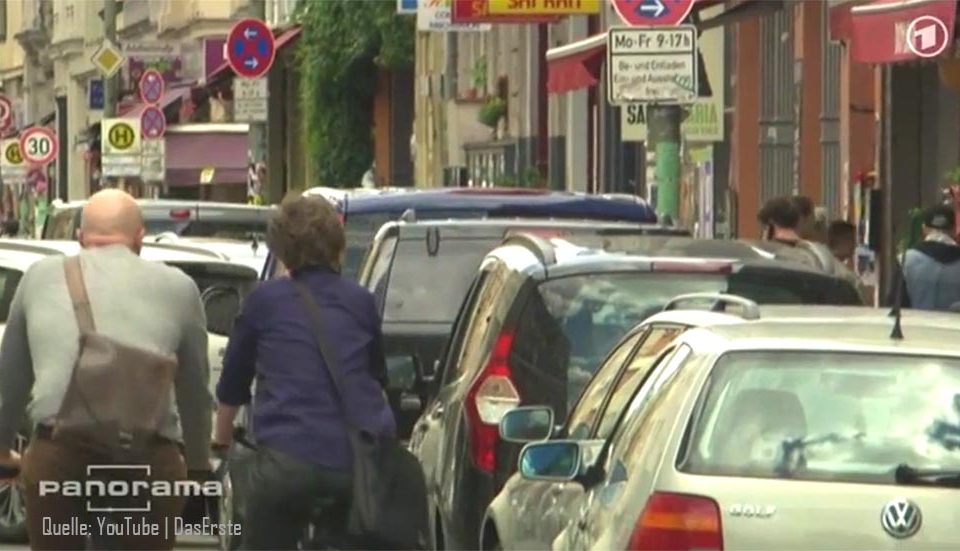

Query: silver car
516,304,960,550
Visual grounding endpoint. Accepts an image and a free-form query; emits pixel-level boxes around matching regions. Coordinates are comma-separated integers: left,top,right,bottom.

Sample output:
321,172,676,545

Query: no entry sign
227,18,276,79
19,127,59,166
613,0,696,26
139,69,165,105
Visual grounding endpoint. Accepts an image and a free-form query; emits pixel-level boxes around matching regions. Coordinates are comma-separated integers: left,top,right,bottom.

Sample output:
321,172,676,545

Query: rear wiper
894,464,960,487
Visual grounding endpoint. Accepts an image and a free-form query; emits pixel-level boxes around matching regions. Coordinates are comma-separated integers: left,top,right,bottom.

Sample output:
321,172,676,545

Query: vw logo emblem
880,498,922,539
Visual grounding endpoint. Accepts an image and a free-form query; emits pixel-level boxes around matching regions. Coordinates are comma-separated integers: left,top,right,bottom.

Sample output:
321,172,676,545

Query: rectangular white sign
234,78,268,123
608,26,698,106
417,0,490,32
621,12,724,142
0,138,26,183
102,154,142,177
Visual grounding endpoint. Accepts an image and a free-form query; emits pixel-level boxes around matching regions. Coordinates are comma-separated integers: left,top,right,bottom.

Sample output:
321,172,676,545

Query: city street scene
0,0,959,549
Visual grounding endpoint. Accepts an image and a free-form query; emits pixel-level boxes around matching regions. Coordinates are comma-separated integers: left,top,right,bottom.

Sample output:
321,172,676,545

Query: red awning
164,131,248,186
831,0,958,63
120,85,193,118
546,34,606,95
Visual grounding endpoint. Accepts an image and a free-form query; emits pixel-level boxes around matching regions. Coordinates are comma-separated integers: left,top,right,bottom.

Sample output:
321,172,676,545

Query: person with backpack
0,189,212,549
213,196,409,550
889,204,960,311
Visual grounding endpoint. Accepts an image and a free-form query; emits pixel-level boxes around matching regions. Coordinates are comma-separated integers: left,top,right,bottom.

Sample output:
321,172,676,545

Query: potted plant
465,57,487,100
477,96,506,128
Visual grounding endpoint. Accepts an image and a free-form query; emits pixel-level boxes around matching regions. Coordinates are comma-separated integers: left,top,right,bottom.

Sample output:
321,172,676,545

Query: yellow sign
108,122,136,151
488,0,600,15
91,41,125,78
200,168,216,184
621,5,725,143
4,142,22,165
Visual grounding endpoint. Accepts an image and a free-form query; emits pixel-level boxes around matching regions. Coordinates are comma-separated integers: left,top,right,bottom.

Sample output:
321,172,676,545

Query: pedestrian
757,196,868,301
213,195,396,550
827,220,857,265
0,189,212,550
891,203,960,311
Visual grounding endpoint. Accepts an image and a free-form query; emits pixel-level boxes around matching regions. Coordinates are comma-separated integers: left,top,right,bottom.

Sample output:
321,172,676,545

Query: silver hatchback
518,305,960,550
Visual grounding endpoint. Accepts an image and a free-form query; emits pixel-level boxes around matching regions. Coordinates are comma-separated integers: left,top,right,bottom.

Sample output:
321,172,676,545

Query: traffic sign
612,0,696,27
608,26,698,105
233,78,268,122
141,106,167,139
91,40,125,77
0,95,11,132
19,127,58,166
0,139,26,183
2,140,22,166
139,69,165,104
227,18,276,79
102,118,142,155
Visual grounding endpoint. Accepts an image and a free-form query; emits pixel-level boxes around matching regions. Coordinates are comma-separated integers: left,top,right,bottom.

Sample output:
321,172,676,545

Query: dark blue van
262,188,658,281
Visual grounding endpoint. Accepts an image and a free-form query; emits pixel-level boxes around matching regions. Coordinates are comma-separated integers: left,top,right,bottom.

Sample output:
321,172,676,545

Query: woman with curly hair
213,195,395,549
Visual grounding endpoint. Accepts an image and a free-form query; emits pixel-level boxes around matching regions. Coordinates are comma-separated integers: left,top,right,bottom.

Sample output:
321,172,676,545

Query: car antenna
251,235,259,254
888,240,908,340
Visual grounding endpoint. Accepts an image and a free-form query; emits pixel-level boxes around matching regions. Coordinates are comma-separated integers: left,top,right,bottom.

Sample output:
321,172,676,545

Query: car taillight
627,492,723,551
651,260,733,274
464,331,520,473
169,209,191,220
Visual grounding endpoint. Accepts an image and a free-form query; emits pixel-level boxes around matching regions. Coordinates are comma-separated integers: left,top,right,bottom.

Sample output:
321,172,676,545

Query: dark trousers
240,447,351,550
22,437,187,550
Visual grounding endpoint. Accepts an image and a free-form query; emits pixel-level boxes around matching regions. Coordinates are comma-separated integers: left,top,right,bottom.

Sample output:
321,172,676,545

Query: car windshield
518,270,861,414
381,237,500,323
679,351,960,484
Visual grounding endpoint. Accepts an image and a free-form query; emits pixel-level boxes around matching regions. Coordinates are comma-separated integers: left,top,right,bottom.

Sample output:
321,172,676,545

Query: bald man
0,189,212,549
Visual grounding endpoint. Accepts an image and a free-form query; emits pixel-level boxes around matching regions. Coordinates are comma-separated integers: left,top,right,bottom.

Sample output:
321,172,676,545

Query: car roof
343,188,658,222
50,199,273,212
682,305,960,356
385,218,684,238
0,239,253,266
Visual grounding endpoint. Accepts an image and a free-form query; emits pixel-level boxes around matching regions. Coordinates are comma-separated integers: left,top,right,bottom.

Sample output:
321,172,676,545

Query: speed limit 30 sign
19,127,58,166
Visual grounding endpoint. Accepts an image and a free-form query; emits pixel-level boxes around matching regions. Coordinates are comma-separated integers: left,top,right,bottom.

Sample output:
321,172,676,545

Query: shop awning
165,131,248,186
120,86,193,118
546,33,607,95
831,0,958,63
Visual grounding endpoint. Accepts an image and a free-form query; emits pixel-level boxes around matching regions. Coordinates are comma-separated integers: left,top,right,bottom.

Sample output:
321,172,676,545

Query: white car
149,233,269,276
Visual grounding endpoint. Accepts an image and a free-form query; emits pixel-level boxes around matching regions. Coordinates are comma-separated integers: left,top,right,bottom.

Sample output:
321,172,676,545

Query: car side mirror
518,441,582,482
500,406,554,443
201,286,241,336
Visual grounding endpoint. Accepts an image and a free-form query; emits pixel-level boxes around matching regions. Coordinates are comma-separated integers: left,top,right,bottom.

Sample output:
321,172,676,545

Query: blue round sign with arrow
613,0,696,26
227,18,276,79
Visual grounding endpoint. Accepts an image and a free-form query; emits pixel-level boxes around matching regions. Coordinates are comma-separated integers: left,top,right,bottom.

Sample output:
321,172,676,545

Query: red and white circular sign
0,95,11,132
19,127,58,166
139,69,166,105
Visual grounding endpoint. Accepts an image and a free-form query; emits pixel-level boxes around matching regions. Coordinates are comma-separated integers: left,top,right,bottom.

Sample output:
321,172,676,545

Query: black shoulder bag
294,282,429,550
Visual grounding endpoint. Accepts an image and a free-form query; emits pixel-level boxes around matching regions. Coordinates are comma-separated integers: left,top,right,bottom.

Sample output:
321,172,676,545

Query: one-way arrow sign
613,0,695,26
227,18,275,79
638,0,666,17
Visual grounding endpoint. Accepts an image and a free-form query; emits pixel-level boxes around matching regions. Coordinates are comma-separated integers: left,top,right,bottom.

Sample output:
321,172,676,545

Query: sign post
228,17,274,198
101,118,143,177
19,127,59,167
610,0,698,221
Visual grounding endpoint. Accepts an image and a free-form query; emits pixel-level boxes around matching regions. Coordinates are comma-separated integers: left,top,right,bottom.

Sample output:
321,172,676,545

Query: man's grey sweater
0,245,212,469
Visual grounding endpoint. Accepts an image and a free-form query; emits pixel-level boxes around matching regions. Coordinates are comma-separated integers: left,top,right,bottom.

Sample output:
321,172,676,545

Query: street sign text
608,26,698,105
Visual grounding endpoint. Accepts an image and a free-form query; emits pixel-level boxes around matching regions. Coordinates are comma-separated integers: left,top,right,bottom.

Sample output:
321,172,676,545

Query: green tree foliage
296,0,414,187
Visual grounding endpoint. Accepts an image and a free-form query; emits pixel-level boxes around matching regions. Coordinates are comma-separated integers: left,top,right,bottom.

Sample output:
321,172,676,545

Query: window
366,236,398,314
680,351,960,485
594,326,684,439
566,330,647,440
439,269,496,385
382,237,502,323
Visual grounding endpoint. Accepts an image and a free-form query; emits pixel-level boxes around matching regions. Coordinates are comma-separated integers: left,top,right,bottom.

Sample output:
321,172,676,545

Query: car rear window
510,270,863,420
380,237,500,323
679,351,960,484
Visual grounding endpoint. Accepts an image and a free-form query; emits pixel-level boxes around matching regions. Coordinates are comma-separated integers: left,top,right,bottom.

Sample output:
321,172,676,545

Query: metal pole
648,105,683,220
102,0,118,118
248,0,270,201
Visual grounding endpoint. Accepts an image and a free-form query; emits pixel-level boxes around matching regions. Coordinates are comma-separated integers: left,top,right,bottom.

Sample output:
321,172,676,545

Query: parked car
150,234,270,276
261,187,660,281
516,304,960,550
356,218,688,439
0,239,259,543
42,200,274,242
482,294,757,550
408,235,865,551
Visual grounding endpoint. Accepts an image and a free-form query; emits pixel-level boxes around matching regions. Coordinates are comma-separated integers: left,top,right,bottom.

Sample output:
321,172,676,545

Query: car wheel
217,463,241,551
0,433,28,543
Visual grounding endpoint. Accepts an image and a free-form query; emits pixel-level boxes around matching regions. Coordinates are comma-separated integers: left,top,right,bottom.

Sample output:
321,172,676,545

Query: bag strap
63,256,96,334
293,281,347,403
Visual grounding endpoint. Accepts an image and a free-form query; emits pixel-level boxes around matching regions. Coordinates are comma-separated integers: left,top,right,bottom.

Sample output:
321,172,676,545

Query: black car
408,234,864,551
356,219,688,438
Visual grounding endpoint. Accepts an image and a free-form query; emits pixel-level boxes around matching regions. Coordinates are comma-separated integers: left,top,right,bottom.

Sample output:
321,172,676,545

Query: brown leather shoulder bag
52,255,178,459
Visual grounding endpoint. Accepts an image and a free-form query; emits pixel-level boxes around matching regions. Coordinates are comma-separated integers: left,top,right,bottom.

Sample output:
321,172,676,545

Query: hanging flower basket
478,97,506,128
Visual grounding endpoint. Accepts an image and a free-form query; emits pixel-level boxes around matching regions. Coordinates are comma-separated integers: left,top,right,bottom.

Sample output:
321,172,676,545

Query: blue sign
89,79,104,110
226,18,276,79
397,0,417,14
